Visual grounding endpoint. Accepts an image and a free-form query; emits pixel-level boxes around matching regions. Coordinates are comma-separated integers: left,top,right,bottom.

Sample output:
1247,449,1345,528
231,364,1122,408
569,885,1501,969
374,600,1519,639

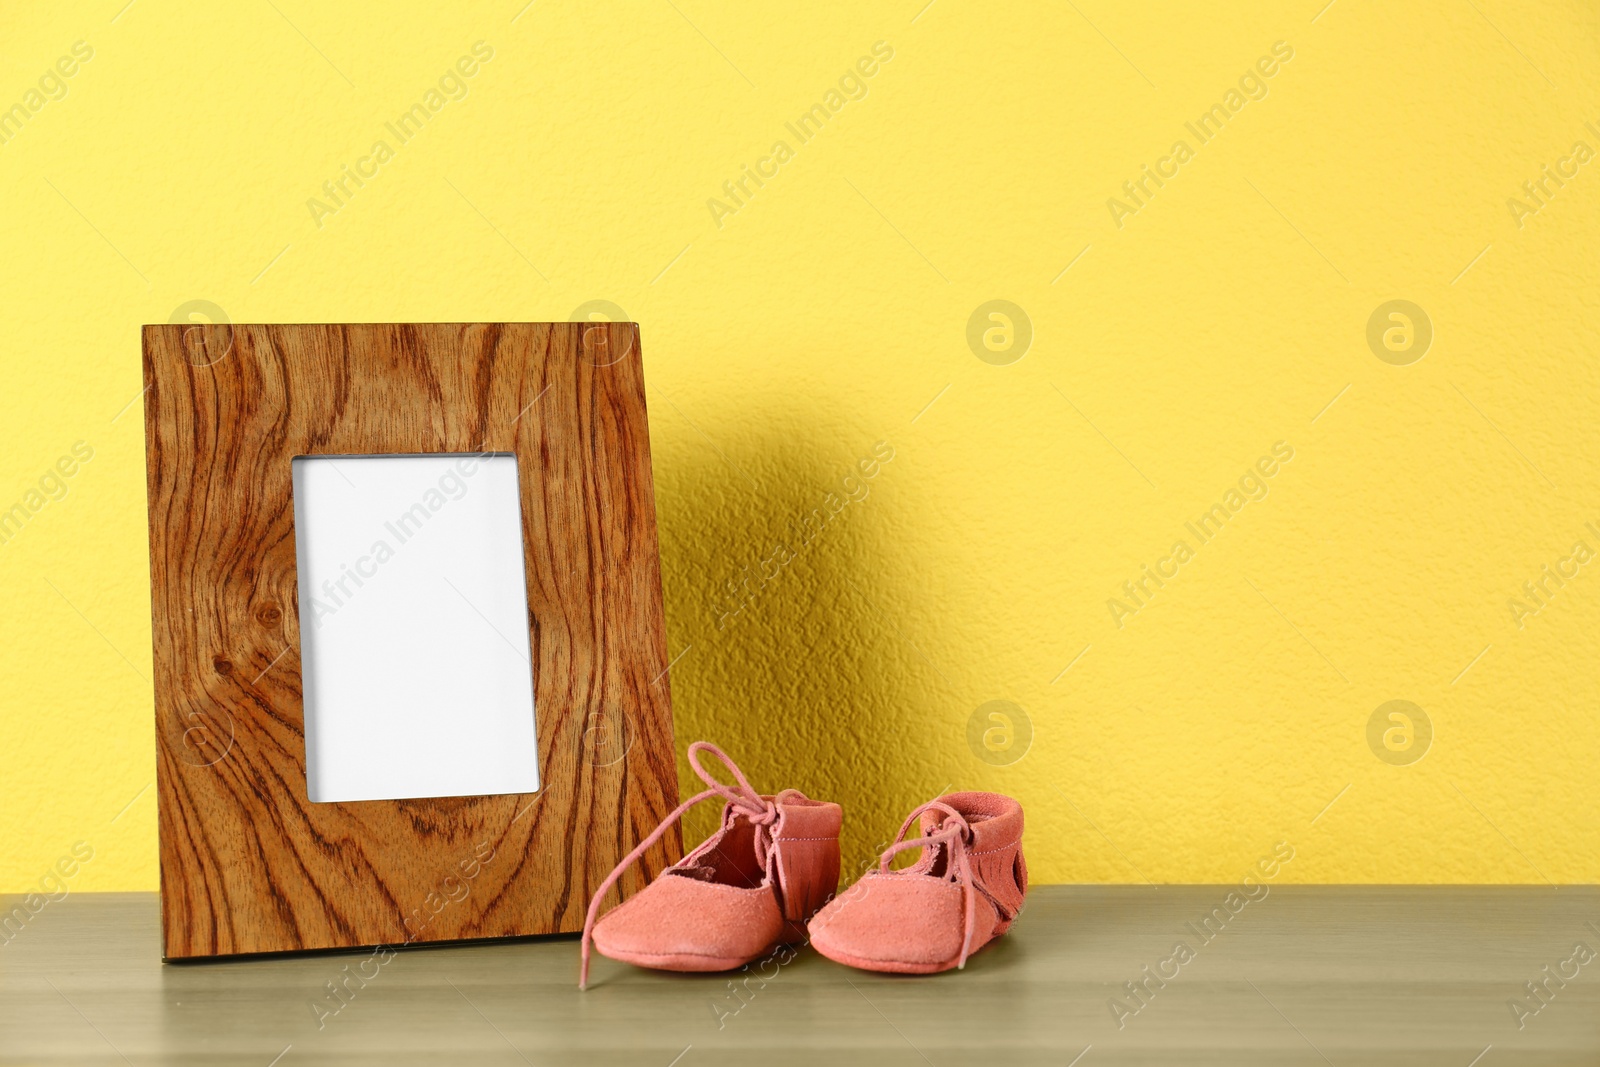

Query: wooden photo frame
140,322,680,959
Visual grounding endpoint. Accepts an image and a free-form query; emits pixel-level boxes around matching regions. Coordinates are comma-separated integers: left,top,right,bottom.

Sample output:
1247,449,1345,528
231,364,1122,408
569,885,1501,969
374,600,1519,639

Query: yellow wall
3,1,1598,892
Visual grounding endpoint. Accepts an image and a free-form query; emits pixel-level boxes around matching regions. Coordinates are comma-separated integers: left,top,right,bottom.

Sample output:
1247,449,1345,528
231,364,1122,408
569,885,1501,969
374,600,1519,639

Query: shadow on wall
649,394,958,882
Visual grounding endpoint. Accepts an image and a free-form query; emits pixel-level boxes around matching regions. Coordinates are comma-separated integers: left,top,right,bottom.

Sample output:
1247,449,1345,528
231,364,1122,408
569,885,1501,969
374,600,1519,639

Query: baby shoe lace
579,741,800,989
877,800,979,969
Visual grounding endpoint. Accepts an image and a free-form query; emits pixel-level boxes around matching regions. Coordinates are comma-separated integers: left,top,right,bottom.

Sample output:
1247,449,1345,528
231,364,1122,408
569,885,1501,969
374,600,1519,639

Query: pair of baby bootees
578,741,1027,989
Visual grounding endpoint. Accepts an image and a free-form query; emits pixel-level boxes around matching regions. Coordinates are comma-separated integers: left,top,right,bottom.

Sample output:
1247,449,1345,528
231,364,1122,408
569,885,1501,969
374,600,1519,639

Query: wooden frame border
141,322,679,959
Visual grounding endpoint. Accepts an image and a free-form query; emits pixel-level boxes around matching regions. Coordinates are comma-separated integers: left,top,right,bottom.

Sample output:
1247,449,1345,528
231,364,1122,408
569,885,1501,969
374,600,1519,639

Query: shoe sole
811,921,1010,975
595,929,807,975
597,947,762,972
813,944,961,974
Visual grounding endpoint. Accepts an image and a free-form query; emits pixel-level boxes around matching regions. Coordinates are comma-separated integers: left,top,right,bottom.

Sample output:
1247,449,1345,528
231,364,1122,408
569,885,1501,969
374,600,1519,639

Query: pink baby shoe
579,742,841,989
809,792,1026,974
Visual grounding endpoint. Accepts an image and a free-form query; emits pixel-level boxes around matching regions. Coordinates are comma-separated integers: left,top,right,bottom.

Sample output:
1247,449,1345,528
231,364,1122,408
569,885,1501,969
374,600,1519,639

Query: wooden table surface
3,886,1597,1065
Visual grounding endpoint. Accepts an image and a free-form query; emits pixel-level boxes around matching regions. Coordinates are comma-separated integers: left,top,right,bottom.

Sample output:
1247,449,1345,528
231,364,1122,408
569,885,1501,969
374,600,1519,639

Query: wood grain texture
140,322,679,959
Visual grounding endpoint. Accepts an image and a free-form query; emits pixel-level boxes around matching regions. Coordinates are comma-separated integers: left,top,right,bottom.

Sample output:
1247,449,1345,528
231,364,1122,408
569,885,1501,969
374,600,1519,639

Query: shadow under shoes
808,791,1026,974
579,742,841,989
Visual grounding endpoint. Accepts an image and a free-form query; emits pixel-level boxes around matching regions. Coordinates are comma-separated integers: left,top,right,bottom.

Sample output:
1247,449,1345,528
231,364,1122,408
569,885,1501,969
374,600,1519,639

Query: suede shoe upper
579,742,841,988
809,791,1026,973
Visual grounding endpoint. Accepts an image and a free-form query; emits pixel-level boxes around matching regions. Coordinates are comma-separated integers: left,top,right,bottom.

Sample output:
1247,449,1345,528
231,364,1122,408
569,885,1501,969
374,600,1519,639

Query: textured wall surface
1,1,1597,892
